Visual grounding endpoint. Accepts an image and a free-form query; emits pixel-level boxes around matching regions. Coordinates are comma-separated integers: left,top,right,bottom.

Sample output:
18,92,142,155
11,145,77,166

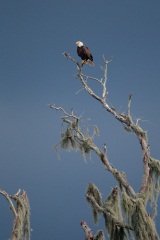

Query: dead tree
0,189,30,240
50,52,160,240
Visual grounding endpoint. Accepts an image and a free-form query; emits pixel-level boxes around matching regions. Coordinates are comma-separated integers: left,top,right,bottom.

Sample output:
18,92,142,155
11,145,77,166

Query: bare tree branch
127,93,133,117
63,52,153,196
0,189,17,218
51,53,160,239
102,56,112,99
49,104,80,120
81,74,103,85
50,106,136,197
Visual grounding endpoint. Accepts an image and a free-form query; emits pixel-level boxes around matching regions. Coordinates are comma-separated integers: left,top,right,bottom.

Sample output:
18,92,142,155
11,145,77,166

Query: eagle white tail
86,59,94,66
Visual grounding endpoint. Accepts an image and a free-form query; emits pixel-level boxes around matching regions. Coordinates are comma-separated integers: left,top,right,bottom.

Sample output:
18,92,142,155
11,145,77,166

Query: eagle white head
76,41,83,47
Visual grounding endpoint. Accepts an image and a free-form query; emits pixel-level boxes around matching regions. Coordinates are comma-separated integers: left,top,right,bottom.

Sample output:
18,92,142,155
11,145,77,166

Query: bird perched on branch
76,41,94,66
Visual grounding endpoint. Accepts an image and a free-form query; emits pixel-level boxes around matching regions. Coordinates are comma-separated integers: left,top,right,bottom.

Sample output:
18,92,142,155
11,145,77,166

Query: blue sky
0,1,160,239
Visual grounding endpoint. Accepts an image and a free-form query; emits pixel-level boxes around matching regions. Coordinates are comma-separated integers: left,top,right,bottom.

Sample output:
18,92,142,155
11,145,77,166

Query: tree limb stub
81,221,105,240
0,189,30,240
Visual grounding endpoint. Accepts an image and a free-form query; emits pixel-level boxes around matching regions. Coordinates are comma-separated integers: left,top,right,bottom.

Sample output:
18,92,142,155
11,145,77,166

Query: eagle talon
81,60,86,66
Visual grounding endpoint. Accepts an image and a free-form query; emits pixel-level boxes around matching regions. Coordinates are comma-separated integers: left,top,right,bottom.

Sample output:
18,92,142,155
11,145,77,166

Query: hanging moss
11,192,31,240
86,183,102,224
122,190,134,225
122,189,159,240
124,125,132,133
80,138,93,156
60,128,79,151
104,212,128,240
103,187,122,221
126,228,135,240
71,118,79,130
131,199,159,240
147,174,154,204
70,137,79,150
104,213,115,239
22,193,31,240
102,187,129,240
86,183,102,207
60,129,72,150
148,158,160,218
92,208,99,224
78,144,87,162
119,227,128,240
93,125,100,137
15,200,26,238
149,157,160,185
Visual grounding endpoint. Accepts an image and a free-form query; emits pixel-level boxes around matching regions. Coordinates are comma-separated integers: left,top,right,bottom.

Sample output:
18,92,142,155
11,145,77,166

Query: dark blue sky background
0,1,160,239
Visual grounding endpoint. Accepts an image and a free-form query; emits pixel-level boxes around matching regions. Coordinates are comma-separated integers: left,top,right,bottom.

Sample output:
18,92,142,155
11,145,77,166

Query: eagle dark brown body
76,41,94,66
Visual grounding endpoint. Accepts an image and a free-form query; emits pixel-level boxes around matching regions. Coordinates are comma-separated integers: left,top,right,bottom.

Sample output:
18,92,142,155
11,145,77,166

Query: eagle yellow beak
76,41,79,45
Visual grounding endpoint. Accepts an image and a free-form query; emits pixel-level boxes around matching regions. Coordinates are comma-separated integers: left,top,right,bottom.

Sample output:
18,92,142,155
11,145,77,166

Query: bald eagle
76,41,94,66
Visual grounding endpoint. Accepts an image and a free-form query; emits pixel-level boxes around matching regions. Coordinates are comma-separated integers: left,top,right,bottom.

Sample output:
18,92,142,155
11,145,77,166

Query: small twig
102,56,112,99
99,65,104,71
75,87,84,94
127,93,133,117
49,104,79,120
82,74,103,85
14,188,21,197
103,143,107,153
102,60,107,99
136,117,141,126
103,55,113,63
